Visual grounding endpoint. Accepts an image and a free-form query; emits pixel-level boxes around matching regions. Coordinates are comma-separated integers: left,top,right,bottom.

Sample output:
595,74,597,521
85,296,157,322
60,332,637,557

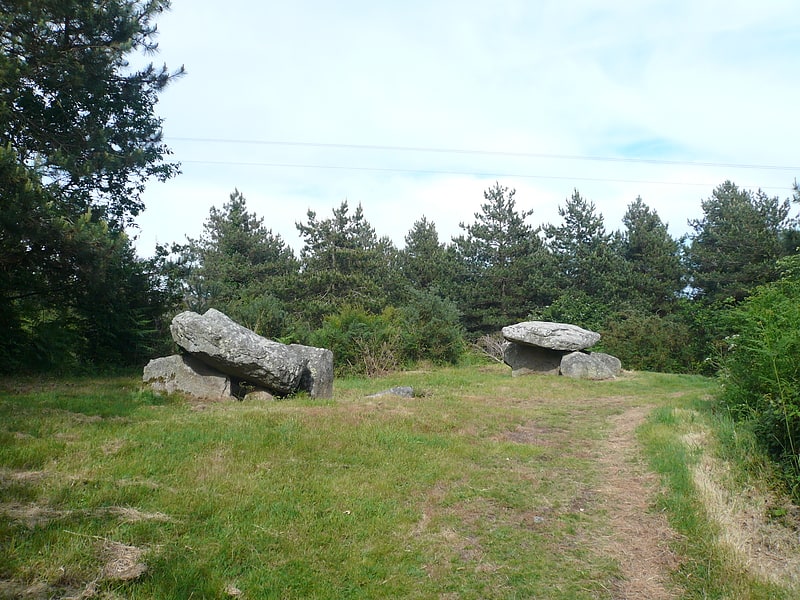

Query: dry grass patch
689,433,800,590
641,399,800,598
99,540,148,581
0,501,173,529
495,421,569,446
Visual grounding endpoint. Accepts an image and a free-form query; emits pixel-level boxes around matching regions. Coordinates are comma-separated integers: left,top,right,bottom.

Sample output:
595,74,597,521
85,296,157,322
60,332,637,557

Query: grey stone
143,354,233,399
366,386,414,398
502,342,565,376
243,390,275,402
502,321,601,351
289,344,334,399
170,309,307,395
560,351,622,380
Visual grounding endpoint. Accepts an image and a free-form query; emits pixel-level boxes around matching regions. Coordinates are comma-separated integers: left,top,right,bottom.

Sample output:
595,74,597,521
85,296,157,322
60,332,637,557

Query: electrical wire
167,136,800,172
176,159,795,192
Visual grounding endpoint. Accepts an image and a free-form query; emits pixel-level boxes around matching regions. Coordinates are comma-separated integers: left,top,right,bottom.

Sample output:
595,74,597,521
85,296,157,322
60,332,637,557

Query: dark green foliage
296,201,398,325
177,190,299,337
619,196,684,311
0,1,181,371
600,310,695,373
530,291,611,334
311,306,402,376
398,289,465,366
399,216,450,293
670,297,737,375
544,189,631,306
686,181,794,304
720,256,800,496
310,294,466,376
0,0,182,227
0,147,175,372
452,183,548,333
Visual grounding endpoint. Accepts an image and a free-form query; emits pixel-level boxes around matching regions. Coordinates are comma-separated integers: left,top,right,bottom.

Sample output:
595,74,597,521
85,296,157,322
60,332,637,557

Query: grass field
1,365,798,599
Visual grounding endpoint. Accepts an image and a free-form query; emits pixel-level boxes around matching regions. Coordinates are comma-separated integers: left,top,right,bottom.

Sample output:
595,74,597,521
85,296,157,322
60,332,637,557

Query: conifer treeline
164,181,799,375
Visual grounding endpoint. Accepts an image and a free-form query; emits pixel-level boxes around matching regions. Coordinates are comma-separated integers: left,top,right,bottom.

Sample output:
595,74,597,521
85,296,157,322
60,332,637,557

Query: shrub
529,290,611,334
227,293,289,339
311,306,402,376
600,310,695,374
398,290,465,366
720,256,800,496
310,295,466,376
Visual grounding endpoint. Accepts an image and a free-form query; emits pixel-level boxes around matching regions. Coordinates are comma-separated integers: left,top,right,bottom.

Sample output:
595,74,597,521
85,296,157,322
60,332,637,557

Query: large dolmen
501,321,621,380
143,308,333,400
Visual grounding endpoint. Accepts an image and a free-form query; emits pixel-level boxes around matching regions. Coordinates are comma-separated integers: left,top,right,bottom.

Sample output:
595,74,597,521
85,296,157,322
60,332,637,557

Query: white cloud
133,0,800,256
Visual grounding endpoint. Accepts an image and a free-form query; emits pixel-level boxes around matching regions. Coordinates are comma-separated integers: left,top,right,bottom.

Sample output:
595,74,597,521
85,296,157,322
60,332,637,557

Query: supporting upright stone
143,354,233,399
560,351,622,380
289,344,334,399
502,343,565,376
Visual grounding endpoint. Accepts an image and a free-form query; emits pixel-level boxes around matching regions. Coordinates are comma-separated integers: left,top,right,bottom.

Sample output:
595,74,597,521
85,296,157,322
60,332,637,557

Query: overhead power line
177,159,794,192
168,136,800,172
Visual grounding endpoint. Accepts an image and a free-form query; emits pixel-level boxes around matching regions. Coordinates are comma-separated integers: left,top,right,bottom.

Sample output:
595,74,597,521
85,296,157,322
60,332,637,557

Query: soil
596,405,681,600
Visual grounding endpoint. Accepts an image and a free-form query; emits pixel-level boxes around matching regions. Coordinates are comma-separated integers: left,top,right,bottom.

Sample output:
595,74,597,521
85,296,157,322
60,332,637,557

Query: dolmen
501,321,621,380
143,308,334,400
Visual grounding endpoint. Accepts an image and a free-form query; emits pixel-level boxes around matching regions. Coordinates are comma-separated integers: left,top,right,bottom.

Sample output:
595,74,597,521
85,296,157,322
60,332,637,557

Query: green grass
640,394,799,599
1,367,797,598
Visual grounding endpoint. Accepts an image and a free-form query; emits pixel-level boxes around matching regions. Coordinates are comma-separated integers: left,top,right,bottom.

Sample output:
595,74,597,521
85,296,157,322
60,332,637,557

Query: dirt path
596,405,681,600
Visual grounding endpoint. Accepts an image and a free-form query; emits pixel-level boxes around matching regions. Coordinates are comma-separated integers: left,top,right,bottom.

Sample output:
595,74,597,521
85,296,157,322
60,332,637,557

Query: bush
720,256,800,496
310,295,466,377
529,291,611,334
227,293,289,339
311,306,402,377
600,310,695,373
398,290,465,366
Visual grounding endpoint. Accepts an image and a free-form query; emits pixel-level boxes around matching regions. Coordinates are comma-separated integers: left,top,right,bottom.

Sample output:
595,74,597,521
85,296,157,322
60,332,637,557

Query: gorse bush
397,289,465,366
310,297,467,377
311,306,402,376
720,256,800,497
601,310,695,374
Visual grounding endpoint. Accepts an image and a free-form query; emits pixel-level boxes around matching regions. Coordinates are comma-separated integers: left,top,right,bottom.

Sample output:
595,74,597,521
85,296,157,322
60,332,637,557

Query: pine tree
295,201,395,323
0,0,182,227
545,189,629,304
686,181,795,303
179,191,298,337
620,197,684,311
0,1,181,370
399,216,449,292
452,183,547,333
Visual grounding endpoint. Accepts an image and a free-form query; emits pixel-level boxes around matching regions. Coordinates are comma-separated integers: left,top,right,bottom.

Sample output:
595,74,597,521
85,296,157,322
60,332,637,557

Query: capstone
502,321,600,351
170,309,307,396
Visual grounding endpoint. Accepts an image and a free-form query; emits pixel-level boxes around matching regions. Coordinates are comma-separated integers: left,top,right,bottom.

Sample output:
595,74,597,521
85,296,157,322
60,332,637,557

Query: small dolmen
501,321,621,380
143,308,334,400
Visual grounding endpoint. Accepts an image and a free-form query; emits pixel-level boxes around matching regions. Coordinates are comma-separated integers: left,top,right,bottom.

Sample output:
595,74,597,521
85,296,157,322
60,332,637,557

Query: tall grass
640,396,799,599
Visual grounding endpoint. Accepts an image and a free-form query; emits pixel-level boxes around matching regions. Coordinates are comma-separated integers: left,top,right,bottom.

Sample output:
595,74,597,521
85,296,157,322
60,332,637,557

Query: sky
131,0,800,256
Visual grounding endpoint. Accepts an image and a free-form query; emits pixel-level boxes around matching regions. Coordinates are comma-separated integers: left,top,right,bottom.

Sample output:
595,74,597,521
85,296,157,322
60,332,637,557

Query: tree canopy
452,182,545,332
1,0,182,225
0,0,181,371
620,196,684,311
686,181,794,303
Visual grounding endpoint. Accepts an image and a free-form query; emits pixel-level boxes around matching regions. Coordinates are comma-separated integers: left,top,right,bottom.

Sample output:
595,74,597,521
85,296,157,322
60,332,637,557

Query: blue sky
132,0,800,255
